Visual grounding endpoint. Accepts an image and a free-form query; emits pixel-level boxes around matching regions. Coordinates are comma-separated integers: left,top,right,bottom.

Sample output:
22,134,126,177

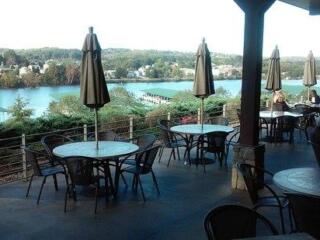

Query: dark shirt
273,101,290,111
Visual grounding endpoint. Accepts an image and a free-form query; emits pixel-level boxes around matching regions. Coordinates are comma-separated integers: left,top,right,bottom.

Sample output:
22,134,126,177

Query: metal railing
0,103,240,185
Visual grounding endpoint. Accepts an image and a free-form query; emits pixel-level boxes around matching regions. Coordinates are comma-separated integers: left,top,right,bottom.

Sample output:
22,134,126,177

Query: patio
0,134,317,240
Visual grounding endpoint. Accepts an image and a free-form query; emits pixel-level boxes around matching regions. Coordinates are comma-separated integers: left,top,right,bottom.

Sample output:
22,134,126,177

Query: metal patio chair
120,145,160,202
237,163,292,233
24,146,68,204
204,204,278,240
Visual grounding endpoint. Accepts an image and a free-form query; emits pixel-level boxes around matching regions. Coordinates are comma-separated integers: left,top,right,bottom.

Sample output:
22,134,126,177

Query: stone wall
231,143,265,190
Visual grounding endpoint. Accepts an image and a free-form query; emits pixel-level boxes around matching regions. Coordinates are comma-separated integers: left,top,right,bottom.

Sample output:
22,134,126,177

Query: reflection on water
0,79,306,121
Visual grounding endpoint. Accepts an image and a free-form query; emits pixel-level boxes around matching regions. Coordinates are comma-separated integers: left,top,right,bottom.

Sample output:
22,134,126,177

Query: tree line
1,48,319,88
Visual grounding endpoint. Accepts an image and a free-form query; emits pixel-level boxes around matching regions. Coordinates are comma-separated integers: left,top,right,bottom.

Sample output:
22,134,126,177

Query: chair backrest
23,147,42,176
158,126,175,146
309,127,320,166
63,156,96,186
137,145,160,174
294,104,312,114
204,205,278,240
157,119,178,129
88,130,118,141
276,116,296,132
286,193,320,239
237,163,260,204
205,131,229,154
207,116,229,126
41,134,73,162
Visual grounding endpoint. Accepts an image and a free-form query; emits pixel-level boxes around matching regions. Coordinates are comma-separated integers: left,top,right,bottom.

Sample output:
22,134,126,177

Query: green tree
7,96,33,122
3,49,18,66
65,63,80,84
0,71,20,88
21,72,41,87
43,62,66,85
49,95,89,116
115,67,127,79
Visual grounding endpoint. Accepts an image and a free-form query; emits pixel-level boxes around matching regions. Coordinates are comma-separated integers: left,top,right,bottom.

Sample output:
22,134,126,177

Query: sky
1,0,320,57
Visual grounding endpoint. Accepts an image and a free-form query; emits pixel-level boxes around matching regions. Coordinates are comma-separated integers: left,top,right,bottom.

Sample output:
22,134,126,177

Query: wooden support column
232,0,275,190
234,0,275,146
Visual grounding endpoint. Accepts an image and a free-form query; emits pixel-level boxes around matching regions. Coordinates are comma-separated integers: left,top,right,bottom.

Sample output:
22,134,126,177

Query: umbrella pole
201,98,204,130
95,108,99,149
308,87,310,102
271,92,274,117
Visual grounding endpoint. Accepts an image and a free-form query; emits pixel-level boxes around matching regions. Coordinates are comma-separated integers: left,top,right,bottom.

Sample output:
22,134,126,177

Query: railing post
21,134,27,181
129,117,133,139
167,112,171,121
83,124,88,141
223,104,227,117
197,108,201,124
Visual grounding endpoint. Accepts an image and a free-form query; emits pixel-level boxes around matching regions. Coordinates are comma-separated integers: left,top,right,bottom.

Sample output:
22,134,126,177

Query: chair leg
176,147,181,161
72,184,77,201
53,174,58,191
151,170,160,195
288,205,294,233
64,185,69,213
121,173,128,187
26,174,34,198
37,177,46,204
158,146,164,163
279,208,286,234
131,175,135,191
94,181,99,214
137,176,146,202
172,148,176,160
167,149,174,167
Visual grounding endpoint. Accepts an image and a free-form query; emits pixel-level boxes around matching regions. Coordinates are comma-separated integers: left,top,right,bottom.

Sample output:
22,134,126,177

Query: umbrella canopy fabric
303,51,317,87
265,46,281,91
193,39,215,98
80,28,110,108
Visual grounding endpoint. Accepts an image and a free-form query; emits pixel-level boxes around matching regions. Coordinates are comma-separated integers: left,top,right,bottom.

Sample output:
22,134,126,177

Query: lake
0,79,315,121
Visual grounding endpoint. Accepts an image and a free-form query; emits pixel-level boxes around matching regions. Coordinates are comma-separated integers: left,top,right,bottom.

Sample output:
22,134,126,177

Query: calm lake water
0,79,311,121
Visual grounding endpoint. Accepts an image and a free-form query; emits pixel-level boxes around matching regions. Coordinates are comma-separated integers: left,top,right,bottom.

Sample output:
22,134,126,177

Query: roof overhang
279,0,320,15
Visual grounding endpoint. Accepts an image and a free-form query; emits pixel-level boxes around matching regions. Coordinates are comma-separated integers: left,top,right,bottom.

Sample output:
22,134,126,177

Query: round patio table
170,124,234,167
259,111,303,143
53,141,139,197
273,167,320,197
170,124,234,135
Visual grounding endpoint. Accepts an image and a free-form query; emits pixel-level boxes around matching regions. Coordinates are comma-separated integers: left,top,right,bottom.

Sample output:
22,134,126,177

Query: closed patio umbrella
193,38,215,129
80,27,110,149
265,46,281,111
303,50,317,100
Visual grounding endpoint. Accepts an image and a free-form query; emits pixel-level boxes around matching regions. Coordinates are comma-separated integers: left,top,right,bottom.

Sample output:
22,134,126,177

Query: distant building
40,63,50,74
19,66,29,76
180,68,195,77
105,70,116,79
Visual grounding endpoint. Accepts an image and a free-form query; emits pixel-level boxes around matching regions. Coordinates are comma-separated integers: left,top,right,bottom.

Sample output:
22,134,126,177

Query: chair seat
121,158,137,166
256,196,289,208
167,139,187,148
40,165,65,176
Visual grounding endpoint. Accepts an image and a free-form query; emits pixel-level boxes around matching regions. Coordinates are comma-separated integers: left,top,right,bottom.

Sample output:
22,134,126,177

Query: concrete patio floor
0,134,317,240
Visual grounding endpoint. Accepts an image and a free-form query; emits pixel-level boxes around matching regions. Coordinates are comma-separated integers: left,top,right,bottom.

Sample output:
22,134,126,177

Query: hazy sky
1,0,320,57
